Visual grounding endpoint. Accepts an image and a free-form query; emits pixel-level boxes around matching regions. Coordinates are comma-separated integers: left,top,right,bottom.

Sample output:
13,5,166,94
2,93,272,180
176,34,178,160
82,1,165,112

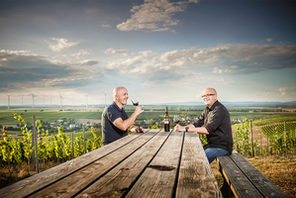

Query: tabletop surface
0,129,222,198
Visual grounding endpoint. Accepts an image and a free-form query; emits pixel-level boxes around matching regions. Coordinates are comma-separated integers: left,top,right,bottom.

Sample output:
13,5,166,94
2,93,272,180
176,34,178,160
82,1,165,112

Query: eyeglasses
201,94,215,98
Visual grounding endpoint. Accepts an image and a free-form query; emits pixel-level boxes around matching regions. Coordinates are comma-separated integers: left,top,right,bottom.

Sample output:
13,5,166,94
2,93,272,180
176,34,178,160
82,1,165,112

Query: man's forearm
120,112,138,131
194,127,209,134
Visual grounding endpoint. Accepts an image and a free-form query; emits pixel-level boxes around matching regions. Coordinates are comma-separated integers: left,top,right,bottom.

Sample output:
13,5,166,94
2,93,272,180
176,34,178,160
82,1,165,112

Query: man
102,86,145,145
174,88,233,163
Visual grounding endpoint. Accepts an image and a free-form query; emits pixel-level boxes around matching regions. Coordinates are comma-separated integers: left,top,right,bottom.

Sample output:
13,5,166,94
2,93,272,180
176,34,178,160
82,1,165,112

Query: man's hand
174,124,184,132
131,126,145,133
134,106,144,116
136,126,145,133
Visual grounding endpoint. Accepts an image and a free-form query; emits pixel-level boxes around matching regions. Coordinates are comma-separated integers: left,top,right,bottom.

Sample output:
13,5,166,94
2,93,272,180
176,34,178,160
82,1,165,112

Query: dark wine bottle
164,106,170,132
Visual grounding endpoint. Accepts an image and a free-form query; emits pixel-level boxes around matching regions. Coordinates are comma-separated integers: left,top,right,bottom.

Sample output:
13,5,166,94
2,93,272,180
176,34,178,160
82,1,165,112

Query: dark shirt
102,102,128,145
193,100,233,154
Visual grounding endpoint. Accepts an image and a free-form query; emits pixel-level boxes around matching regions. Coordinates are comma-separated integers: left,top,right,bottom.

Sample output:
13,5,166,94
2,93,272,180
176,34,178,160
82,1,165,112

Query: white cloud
2,44,295,103
117,0,199,32
278,87,286,96
0,49,37,57
48,38,79,52
49,49,99,67
0,49,102,92
103,44,296,82
212,65,241,74
72,49,90,57
104,48,129,56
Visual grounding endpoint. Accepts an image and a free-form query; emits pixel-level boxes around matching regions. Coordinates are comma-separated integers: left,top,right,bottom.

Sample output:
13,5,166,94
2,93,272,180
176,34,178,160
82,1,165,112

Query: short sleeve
107,107,122,123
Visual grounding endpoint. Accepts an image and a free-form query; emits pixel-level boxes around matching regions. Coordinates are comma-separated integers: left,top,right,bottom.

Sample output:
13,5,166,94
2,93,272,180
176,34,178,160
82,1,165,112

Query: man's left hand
131,126,145,133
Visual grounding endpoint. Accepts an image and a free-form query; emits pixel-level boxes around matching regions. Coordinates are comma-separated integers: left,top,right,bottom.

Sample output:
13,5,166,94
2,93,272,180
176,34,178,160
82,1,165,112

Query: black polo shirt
102,102,128,145
193,100,233,154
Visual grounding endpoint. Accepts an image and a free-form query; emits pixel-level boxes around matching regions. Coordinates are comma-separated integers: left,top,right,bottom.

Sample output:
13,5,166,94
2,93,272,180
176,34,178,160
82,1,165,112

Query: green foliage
254,117,296,126
260,121,296,155
233,119,251,156
199,134,207,146
232,118,296,157
0,114,102,165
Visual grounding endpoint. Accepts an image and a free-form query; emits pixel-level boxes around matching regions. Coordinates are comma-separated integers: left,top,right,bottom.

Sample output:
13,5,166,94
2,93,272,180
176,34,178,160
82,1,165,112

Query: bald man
102,86,144,145
174,88,233,163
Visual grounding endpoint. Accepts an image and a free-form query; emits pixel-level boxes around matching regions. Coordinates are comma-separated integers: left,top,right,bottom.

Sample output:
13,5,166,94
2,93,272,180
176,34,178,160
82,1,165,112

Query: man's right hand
134,106,144,116
174,124,183,132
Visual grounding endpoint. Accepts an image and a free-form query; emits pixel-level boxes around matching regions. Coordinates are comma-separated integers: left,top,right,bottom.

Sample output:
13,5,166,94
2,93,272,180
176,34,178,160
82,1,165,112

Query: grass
0,161,61,188
0,111,102,125
210,154,296,198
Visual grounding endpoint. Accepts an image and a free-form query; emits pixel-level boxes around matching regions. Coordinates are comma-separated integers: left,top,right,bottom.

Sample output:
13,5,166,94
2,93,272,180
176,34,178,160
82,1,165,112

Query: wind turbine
86,94,88,110
31,94,36,109
7,95,11,110
59,94,63,111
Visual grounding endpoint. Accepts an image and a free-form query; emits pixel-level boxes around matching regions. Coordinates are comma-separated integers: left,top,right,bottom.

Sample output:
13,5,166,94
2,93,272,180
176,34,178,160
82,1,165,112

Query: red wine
174,120,180,124
164,106,170,132
131,99,139,106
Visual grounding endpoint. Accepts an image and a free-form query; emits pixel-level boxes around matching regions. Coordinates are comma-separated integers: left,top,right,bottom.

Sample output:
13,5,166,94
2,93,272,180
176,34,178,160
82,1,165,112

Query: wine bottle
164,106,170,132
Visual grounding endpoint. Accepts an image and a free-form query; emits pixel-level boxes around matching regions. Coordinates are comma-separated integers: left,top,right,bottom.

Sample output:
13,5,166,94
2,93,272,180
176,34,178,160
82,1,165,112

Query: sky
0,0,296,106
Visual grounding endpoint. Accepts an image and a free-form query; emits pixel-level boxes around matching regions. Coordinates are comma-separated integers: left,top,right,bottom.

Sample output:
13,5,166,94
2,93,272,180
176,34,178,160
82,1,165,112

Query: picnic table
0,129,221,197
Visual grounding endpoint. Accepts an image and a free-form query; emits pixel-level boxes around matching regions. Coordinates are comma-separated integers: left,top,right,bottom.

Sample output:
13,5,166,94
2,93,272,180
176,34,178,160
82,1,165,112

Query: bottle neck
165,106,169,117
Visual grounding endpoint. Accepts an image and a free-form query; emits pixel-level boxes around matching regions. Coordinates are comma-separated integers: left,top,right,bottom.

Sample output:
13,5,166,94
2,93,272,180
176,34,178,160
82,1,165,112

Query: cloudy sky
1,0,296,106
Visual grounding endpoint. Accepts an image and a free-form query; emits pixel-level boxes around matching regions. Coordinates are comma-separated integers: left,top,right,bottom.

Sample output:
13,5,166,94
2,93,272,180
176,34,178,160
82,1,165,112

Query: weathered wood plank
0,130,148,198
230,153,288,198
77,130,170,197
176,132,222,197
27,130,159,197
218,156,263,198
125,131,183,198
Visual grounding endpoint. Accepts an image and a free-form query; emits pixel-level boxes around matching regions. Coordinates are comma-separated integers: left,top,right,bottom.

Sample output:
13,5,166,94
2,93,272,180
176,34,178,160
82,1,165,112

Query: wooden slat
125,131,183,198
176,132,222,197
0,131,145,198
27,130,159,198
218,156,263,198
76,130,170,197
230,153,288,198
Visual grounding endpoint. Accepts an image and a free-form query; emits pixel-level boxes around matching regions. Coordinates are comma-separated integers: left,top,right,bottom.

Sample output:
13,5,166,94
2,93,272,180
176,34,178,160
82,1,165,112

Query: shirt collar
112,102,123,112
207,100,219,111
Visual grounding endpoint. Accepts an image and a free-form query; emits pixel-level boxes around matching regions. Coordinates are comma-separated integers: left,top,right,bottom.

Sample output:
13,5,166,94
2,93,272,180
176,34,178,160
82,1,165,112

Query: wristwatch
185,127,189,132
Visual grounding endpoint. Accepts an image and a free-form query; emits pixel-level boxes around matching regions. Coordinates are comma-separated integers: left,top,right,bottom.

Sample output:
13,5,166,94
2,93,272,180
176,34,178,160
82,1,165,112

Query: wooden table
0,129,221,197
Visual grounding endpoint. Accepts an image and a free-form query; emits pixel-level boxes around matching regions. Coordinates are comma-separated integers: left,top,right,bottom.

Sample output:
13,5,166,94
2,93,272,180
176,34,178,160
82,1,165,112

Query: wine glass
174,115,180,124
131,99,139,106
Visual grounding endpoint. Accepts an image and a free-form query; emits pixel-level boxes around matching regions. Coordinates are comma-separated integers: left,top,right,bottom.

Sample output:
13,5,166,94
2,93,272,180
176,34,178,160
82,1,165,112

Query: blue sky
0,0,295,105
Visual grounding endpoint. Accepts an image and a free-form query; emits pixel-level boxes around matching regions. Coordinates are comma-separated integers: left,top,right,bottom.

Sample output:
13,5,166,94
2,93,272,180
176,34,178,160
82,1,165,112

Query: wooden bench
217,152,287,198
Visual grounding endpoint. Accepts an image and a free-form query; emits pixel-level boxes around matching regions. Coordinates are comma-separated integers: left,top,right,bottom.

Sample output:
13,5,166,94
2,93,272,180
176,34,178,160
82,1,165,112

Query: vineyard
233,119,296,157
259,121,296,155
1,114,102,175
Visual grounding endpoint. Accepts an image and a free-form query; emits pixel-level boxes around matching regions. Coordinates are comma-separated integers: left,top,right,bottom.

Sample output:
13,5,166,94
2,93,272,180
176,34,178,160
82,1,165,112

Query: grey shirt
193,100,233,154
102,102,128,145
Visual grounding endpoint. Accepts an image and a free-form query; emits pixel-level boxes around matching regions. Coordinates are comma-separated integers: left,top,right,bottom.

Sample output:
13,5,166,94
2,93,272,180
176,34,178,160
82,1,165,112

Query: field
1,105,296,126
1,105,296,195
0,111,101,125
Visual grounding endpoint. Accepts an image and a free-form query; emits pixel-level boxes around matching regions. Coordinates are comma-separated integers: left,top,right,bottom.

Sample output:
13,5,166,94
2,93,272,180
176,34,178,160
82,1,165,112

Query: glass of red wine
174,115,180,124
131,99,139,106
